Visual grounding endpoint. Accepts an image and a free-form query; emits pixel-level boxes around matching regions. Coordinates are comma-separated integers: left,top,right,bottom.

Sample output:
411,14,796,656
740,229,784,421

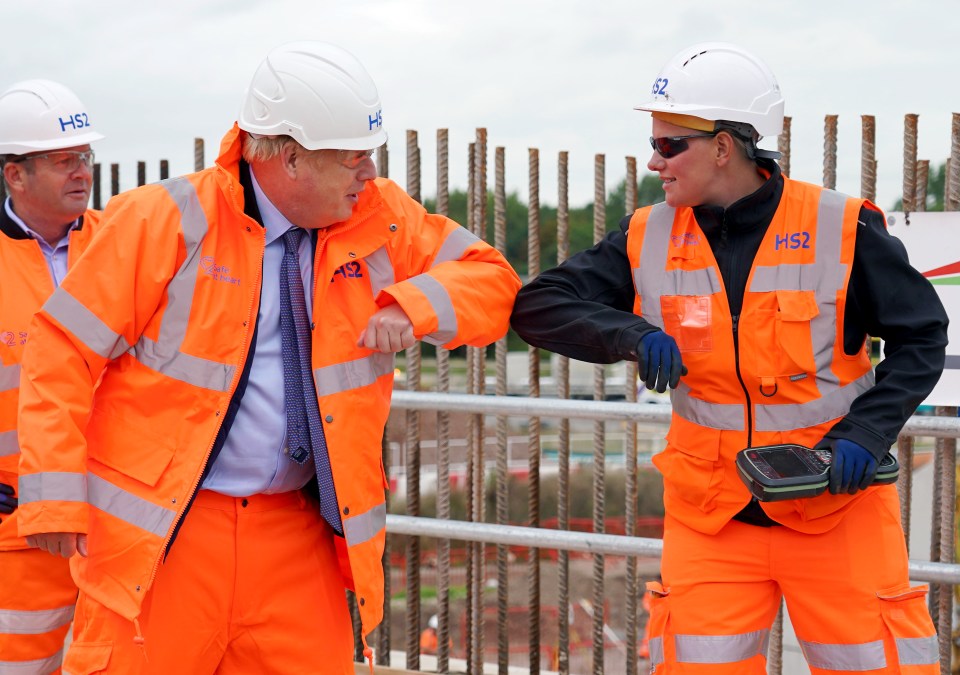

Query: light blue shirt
4,197,79,287
201,169,316,497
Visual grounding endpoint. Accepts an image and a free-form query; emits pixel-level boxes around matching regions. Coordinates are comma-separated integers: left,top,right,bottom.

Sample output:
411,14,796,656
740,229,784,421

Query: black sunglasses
649,132,719,159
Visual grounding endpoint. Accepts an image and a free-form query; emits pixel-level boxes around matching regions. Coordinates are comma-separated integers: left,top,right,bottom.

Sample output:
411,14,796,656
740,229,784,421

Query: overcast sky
4,0,957,215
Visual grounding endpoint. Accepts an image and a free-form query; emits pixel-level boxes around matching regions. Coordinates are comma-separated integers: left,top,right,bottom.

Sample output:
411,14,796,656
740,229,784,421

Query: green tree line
423,174,665,277
891,161,951,212
424,160,952,279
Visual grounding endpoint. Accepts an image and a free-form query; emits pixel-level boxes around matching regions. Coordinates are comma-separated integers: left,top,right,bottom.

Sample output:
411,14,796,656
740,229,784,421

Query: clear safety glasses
336,148,375,169
10,149,95,173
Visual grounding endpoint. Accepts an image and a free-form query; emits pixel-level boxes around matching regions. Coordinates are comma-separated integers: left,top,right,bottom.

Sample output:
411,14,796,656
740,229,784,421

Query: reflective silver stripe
0,363,20,393
671,383,745,431
0,431,17,457
44,289,131,360
809,189,849,391
18,472,86,505
649,636,664,667
134,336,234,392
748,190,849,392
88,473,176,538
755,371,875,431
365,246,395,298
633,203,675,329
407,275,457,346
314,353,395,397
896,635,939,666
0,649,63,674
661,267,721,296
0,605,74,635
749,264,814,293
127,178,234,391
432,226,480,267
800,638,886,671
675,629,769,664
346,501,386,547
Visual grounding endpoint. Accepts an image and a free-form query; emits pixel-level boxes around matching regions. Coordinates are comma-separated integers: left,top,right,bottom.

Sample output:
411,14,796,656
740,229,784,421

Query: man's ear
279,143,299,178
2,162,25,193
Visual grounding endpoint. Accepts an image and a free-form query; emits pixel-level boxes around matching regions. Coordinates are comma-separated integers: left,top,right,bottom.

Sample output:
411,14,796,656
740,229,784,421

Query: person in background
511,42,946,673
0,79,104,675
420,614,440,655
17,42,520,674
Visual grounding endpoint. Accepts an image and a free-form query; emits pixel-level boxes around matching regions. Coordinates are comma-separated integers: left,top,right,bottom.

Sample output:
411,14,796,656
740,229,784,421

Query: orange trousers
63,489,354,674
648,486,938,674
0,547,77,674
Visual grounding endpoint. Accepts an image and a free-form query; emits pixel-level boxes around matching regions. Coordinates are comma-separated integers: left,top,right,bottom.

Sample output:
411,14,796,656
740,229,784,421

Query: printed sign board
886,211,960,406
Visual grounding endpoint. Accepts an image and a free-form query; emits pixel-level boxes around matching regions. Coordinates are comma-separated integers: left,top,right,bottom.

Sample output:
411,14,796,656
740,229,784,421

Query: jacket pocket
87,407,174,487
877,584,939,667
63,641,112,675
659,419,722,511
661,295,713,353
774,290,818,374
645,581,670,672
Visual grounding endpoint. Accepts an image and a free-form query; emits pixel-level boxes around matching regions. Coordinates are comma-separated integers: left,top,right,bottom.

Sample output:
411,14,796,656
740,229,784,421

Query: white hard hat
428,615,438,630
238,41,388,151
0,79,104,155
635,42,784,138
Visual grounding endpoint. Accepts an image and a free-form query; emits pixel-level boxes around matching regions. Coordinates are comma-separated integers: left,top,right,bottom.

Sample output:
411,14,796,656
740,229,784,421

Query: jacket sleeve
374,183,521,348
17,190,181,537
822,207,949,458
510,216,661,364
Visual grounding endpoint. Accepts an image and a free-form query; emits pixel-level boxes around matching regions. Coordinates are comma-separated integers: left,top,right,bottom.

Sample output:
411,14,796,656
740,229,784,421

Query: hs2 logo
58,113,91,132
331,261,363,282
774,232,811,250
651,78,669,95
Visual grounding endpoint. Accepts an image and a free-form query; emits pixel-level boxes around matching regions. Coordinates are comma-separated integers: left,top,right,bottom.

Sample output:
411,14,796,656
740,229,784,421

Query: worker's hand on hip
822,439,878,495
357,303,417,353
0,482,17,516
26,532,88,558
637,331,687,393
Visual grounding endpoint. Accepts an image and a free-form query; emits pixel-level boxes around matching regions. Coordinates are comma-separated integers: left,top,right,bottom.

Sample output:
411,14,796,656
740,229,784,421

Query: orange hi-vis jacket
16,125,520,638
627,177,879,535
0,209,101,551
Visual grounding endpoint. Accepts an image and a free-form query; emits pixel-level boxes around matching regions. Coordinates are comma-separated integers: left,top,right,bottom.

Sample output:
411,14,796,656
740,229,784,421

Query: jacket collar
0,197,86,241
692,158,783,237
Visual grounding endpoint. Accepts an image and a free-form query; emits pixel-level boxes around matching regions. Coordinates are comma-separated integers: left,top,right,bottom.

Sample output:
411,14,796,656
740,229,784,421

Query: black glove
817,439,879,495
0,482,17,518
638,331,687,393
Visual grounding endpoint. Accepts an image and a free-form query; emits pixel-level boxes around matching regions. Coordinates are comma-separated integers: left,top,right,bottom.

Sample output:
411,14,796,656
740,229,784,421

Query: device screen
757,449,816,477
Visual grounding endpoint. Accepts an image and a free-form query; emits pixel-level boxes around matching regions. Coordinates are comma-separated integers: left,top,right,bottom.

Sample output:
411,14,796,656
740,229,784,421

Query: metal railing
382,391,960,675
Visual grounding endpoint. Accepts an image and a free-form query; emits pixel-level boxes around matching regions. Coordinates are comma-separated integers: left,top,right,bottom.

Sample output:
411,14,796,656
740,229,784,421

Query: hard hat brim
0,130,105,156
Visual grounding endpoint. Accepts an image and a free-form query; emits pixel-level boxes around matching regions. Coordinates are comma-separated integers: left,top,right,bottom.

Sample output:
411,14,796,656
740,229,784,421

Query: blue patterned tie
280,228,343,535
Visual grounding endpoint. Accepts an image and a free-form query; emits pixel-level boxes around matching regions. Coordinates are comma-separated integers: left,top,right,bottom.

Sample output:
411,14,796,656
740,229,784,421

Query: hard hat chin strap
714,121,782,162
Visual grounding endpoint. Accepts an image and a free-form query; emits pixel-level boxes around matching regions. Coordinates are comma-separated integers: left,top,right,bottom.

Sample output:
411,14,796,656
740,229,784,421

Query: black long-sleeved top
511,160,949,460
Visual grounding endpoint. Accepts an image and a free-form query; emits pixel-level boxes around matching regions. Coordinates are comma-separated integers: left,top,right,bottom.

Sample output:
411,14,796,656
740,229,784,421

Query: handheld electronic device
735,444,899,502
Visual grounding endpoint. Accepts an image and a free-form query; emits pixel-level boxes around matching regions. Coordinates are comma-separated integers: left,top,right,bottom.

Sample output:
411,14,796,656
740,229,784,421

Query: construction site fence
3,112,956,674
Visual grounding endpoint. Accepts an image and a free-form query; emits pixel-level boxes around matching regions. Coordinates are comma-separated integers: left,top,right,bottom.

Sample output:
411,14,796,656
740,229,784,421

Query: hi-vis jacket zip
16,125,520,639
0,208,101,551
627,177,876,535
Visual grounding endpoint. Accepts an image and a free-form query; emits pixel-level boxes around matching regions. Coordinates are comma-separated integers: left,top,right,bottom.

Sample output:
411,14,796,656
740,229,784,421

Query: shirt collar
248,167,300,246
4,197,80,248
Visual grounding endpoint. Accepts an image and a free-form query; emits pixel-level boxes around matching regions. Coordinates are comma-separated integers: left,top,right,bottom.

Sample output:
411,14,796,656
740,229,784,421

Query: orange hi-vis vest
627,177,880,535
16,125,520,638
0,210,101,551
